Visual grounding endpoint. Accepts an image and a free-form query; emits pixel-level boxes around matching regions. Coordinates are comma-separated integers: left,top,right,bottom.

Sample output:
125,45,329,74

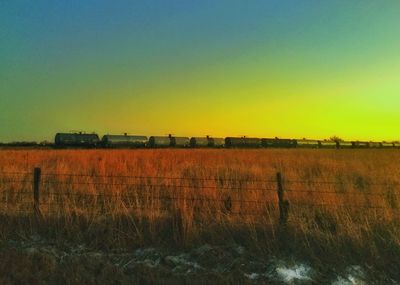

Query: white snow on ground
165,254,203,272
332,266,366,285
8,238,381,284
136,258,161,269
244,273,260,280
275,263,313,283
235,245,245,255
134,247,157,256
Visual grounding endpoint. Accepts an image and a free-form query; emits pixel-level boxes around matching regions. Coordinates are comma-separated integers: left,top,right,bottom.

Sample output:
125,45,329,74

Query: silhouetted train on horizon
53,132,400,149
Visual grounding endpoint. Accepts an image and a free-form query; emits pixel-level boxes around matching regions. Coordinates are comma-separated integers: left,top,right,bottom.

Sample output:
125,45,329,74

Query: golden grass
0,148,400,269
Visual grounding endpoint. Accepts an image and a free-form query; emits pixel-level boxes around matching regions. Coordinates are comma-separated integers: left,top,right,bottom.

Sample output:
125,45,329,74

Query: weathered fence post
33,167,41,216
277,172,289,226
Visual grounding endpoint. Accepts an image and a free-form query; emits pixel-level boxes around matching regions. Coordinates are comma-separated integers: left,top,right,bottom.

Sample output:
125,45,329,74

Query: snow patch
194,244,213,255
235,245,245,255
275,263,313,283
137,258,161,269
245,273,260,280
165,254,203,271
332,266,366,285
134,247,157,257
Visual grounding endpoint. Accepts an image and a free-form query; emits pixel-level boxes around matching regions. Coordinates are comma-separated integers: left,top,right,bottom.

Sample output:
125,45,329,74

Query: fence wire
1,170,400,216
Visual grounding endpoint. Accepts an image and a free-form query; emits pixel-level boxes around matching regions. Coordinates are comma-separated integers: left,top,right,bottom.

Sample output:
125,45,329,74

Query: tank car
379,142,394,148
296,139,320,148
101,134,147,148
225,137,261,148
209,137,225,147
351,141,370,148
393,142,400,148
55,133,99,147
190,136,225,147
317,140,339,149
337,141,353,149
148,136,171,147
368,142,382,148
261,138,297,148
171,136,190,147
190,137,209,147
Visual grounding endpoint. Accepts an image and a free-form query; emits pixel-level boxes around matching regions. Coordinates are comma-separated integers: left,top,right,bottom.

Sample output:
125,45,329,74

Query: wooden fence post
277,172,289,226
33,167,41,216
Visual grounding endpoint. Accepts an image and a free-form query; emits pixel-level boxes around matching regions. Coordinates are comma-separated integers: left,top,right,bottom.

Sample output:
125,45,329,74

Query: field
0,149,400,284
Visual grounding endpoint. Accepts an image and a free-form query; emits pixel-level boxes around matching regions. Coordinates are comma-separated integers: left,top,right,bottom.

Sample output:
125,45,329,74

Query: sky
1,1,400,142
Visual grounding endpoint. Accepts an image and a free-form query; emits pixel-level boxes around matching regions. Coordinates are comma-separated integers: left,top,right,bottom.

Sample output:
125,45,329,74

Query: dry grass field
0,148,400,283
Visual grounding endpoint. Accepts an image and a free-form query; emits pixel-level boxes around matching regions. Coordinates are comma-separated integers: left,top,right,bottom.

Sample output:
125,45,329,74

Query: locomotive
54,132,400,149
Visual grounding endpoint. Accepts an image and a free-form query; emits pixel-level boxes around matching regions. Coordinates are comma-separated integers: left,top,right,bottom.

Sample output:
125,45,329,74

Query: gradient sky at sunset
1,1,400,142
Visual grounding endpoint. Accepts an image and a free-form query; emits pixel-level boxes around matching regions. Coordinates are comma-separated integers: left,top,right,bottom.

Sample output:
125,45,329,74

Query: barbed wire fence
0,168,399,225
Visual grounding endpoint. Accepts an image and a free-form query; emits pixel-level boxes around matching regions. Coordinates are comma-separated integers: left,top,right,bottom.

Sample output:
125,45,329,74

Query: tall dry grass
0,148,400,271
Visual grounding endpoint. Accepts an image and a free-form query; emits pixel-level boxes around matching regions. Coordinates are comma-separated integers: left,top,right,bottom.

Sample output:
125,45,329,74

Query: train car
296,139,320,148
190,137,209,147
261,138,297,148
101,134,147,148
393,142,400,148
380,142,395,148
337,141,353,149
317,140,339,149
351,141,370,148
368,142,382,148
55,133,100,147
190,136,225,147
148,136,171,147
171,137,190,147
225,137,261,148
209,137,225,147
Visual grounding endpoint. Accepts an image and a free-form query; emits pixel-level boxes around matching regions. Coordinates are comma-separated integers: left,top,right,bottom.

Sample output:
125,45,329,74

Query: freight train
53,132,400,149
